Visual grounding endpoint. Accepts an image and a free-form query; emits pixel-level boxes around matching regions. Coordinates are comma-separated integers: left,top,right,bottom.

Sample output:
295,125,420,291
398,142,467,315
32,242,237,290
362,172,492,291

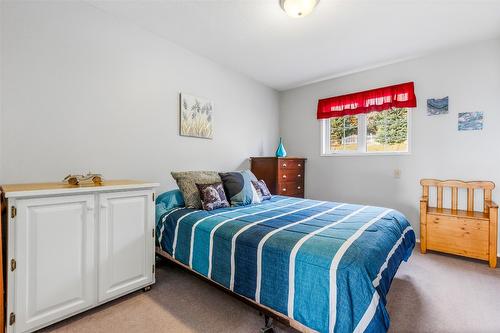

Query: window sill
320,151,411,157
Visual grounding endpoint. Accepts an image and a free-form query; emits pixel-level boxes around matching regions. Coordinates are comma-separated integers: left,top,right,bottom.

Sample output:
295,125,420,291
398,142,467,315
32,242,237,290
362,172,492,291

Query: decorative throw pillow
171,171,221,209
250,182,262,204
196,182,230,211
252,179,272,201
219,170,260,206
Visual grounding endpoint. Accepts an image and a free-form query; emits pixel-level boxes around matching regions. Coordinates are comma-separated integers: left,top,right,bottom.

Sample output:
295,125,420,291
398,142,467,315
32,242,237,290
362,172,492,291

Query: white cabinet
14,195,96,333
3,181,158,333
98,190,154,302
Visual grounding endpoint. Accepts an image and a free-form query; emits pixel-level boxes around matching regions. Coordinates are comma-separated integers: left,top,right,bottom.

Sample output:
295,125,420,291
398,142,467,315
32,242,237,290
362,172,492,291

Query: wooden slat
437,186,443,209
467,188,474,212
420,179,495,190
484,189,492,202
451,187,458,210
422,185,429,197
484,189,492,214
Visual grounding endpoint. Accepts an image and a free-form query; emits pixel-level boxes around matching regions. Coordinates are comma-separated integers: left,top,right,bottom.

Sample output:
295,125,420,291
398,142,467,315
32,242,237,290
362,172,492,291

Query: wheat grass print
180,93,213,139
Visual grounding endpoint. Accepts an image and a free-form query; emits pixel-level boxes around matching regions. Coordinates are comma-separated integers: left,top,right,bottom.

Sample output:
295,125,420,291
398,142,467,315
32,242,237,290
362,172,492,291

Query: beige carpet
41,250,500,333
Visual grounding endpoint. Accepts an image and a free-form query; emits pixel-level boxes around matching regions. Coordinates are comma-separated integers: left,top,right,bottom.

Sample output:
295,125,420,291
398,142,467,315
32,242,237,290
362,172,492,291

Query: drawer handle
298,174,301,178
297,186,301,190
282,163,287,167
282,188,287,192
298,164,301,167
282,175,287,179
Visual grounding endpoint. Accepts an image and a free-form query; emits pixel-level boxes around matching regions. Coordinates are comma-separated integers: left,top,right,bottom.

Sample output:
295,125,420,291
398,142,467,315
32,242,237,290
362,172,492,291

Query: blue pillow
219,170,260,206
155,189,185,224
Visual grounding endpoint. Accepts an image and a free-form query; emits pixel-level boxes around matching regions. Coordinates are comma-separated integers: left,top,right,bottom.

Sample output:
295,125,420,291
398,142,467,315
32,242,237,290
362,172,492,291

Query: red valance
317,82,417,119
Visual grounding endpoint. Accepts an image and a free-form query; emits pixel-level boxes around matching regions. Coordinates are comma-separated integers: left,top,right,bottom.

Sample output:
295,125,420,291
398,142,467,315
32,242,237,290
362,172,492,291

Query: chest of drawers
250,157,306,198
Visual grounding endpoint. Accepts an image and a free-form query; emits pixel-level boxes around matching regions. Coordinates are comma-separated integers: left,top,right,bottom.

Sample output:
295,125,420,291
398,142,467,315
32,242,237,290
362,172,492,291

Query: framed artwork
180,93,213,139
427,96,449,115
458,112,483,131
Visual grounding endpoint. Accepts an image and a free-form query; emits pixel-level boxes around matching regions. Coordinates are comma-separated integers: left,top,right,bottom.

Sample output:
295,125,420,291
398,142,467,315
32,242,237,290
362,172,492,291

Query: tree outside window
330,115,358,151
366,108,408,152
325,108,409,154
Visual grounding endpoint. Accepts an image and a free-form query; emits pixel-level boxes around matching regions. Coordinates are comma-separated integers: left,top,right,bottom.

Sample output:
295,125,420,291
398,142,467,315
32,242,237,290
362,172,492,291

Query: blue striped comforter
156,196,415,333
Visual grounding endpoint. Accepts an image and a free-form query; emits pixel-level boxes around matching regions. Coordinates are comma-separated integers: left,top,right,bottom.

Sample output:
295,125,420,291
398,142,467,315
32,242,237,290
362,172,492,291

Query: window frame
320,108,412,157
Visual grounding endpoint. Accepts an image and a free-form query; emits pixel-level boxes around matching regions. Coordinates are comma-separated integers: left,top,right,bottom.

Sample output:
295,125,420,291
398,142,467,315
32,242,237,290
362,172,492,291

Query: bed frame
155,247,315,333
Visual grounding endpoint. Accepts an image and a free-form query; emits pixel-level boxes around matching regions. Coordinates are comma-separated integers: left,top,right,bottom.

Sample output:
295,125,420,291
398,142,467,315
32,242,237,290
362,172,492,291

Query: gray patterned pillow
171,171,221,209
196,182,230,211
252,179,272,201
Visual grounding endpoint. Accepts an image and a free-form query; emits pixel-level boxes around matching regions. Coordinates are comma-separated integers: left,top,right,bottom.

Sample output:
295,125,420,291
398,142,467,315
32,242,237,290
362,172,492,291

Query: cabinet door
98,190,154,302
14,195,95,333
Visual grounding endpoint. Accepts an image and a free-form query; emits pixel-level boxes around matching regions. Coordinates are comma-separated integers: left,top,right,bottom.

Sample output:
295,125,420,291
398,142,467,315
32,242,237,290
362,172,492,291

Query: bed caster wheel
260,314,274,333
143,285,152,292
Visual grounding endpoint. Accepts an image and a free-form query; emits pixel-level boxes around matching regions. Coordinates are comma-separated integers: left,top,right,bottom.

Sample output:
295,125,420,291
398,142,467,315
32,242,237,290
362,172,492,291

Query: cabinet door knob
282,188,287,192
297,186,301,190
282,175,287,178
298,164,301,167
282,163,287,167
297,174,301,178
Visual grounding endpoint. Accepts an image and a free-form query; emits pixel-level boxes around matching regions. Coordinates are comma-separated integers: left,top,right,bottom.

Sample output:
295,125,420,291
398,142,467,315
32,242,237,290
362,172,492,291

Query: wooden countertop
1,179,159,198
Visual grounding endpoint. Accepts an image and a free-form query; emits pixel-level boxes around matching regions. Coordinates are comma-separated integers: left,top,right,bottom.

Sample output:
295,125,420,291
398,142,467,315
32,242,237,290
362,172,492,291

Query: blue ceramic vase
275,137,287,157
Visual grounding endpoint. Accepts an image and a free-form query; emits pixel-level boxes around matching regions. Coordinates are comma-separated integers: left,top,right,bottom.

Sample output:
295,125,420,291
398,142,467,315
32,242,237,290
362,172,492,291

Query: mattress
156,196,415,333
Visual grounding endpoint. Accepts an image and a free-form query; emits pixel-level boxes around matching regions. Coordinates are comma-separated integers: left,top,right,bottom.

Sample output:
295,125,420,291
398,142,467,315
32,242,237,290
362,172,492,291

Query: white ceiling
89,0,500,91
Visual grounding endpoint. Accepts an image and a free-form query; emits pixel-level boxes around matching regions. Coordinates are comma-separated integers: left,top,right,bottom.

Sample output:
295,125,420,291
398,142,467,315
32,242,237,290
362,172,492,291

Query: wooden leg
420,200,428,254
420,234,427,254
489,256,497,269
489,207,498,268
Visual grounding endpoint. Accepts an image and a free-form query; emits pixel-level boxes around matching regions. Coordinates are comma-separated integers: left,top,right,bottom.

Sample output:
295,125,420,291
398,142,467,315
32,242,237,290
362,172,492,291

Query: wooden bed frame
420,179,498,268
155,247,315,333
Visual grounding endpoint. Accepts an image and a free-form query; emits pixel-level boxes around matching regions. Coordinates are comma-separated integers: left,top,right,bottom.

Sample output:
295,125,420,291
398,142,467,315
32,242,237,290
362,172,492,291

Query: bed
156,195,415,333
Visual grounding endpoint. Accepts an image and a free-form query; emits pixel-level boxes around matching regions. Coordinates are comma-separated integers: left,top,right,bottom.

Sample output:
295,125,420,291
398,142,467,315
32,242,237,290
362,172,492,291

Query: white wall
0,1,279,191
280,39,500,247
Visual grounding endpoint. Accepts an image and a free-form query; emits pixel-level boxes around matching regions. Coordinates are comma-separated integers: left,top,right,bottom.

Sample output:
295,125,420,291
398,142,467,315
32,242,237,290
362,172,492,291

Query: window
322,108,410,155
317,82,416,155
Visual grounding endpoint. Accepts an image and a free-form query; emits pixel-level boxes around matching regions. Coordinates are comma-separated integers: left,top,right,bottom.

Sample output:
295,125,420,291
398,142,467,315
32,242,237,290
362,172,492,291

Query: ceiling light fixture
280,0,320,18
